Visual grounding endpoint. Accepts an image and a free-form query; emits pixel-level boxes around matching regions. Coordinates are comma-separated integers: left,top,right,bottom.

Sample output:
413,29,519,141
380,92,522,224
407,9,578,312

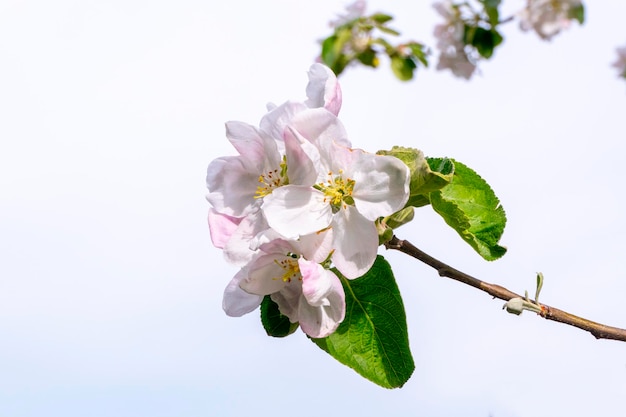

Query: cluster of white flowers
207,64,410,338
432,1,477,80
613,45,626,79
518,0,582,40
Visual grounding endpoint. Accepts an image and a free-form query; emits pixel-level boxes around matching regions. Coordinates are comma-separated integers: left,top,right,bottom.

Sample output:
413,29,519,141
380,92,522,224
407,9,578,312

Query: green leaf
356,48,379,68
376,26,401,36
390,54,416,81
481,0,501,26
429,159,507,261
570,4,584,24
407,42,429,67
384,206,415,230
370,13,394,25
423,157,455,193
311,256,414,388
467,26,503,59
260,295,299,337
320,29,352,76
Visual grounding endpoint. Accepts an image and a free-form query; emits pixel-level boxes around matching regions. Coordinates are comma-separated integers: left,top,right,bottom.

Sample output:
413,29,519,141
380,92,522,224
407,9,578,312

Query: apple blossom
329,0,367,29
206,63,343,218
432,1,476,80
223,231,346,338
208,62,410,337
206,64,347,262
518,0,583,40
262,139,410,279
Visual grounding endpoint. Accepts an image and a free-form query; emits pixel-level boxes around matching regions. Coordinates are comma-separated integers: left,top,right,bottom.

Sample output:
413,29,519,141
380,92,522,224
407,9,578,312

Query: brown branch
385,235,626,342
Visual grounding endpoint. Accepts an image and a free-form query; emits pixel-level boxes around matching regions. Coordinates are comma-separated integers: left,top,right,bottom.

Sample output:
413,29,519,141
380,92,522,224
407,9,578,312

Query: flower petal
299,259,333,306
223,269,263,317
206,156,261,217
296,228,334,264
331,206,378,279
225,121,280,169
259,101,308,144
352,153,410,220
239,254,289,295
289,108,351,149
270,279,302,323
262,186,332,239
222,210,268,266
305,63,342,116
284,128,319,186
298,260,345,338
208,209,242,249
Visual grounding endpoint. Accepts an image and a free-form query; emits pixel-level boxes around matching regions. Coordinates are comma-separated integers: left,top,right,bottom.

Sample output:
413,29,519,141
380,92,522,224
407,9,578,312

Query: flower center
254,157,288,199
317,170,355,212
274,254,301,283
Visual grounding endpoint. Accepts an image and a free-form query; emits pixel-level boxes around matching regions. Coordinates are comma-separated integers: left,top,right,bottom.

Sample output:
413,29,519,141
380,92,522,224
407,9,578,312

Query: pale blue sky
1,1,626,416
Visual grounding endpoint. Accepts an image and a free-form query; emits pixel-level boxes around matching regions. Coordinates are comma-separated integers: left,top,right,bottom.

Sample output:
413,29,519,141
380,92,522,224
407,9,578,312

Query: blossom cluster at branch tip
518,0,583,40
432,1,477,80
206,63,411,338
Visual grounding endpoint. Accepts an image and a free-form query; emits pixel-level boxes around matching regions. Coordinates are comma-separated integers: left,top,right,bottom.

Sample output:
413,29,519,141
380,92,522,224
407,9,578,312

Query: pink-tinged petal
240,254,289,296
270,280,303,323
289,108,351,149
262,186,332,239
208,209,242,249
223,211,268,266
299,259,333,306
223,269,263,317
259,101,308,144
225,122,283,175
316,140,360,176
206,156,261,217
351,154,410,220
331,206,378,279
258,237,297,257
298,263,345,338
284,128,318,186
305,63,342,116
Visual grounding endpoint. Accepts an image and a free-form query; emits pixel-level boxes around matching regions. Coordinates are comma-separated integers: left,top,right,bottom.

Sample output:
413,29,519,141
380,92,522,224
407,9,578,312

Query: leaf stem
385,235,626,342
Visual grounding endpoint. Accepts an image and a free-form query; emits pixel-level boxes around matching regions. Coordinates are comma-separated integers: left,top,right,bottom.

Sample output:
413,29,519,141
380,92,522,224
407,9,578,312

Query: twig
385,235,626,342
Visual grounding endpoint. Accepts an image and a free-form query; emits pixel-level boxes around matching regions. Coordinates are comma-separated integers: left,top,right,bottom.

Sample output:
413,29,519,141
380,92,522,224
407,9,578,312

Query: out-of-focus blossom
432,1,476,80
612,45,626,79
329,0,367,28
518,0,582,40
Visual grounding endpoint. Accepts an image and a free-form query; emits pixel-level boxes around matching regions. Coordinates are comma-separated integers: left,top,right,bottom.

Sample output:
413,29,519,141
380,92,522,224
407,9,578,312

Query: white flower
432,1,476,80
207,64,343,216
612,45,626,79
518,0,582,40
206,121,286,218
208,63,410,333
223,231,346,338
262,140,410,279
206,64,345,263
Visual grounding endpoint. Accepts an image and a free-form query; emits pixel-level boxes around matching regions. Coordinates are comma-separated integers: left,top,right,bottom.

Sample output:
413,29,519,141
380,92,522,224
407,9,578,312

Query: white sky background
1,1,626,416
